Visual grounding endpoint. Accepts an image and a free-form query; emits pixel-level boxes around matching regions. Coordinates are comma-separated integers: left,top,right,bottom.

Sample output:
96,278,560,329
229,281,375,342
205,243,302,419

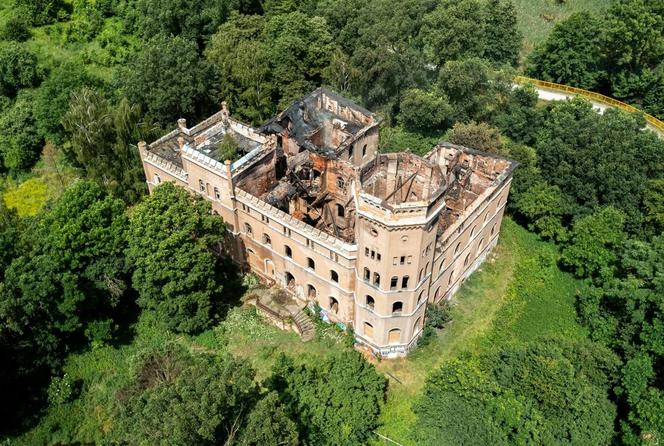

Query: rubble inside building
232,89,514,245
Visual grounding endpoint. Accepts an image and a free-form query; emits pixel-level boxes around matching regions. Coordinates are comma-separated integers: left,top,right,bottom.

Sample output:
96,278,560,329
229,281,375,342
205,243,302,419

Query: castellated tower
352,154,442,354
138,88,516,358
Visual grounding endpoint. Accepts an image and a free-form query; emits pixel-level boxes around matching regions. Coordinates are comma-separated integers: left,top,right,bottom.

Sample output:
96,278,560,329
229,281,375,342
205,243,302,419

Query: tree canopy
125,182,225,333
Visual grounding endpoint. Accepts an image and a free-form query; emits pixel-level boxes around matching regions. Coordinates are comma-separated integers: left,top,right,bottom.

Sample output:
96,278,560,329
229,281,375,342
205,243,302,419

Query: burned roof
260,88,378,156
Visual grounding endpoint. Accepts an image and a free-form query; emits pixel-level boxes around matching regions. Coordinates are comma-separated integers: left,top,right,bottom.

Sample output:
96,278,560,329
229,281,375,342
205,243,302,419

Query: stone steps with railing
290,308,316,342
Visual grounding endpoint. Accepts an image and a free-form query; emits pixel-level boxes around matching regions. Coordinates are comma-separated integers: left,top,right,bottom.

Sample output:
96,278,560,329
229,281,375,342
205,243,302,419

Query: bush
0,13,31,42
419,303,452,346
47,374,75,406
0,43,43,97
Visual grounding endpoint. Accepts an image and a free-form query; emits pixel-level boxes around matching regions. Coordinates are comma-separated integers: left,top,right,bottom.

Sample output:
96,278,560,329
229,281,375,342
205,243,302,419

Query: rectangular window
261,214,269,224
371,250,375,259
283,226,291,237
376,253,381,261
400,256,406,265
365,247,370,257
393,257,398,266
407,256,412,264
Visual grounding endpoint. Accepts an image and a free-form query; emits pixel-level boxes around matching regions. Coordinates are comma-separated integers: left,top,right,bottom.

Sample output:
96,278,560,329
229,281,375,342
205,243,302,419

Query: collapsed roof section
143,89,515,245
360,153,445,206
260,88,379,160
425,143,517,236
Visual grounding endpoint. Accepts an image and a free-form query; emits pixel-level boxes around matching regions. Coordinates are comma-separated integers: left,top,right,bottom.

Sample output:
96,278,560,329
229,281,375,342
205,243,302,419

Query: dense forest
0,0,663,444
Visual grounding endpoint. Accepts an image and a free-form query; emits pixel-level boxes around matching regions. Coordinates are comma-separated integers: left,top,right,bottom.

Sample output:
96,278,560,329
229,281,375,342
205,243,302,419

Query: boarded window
364,322,374,338
388,328,401,344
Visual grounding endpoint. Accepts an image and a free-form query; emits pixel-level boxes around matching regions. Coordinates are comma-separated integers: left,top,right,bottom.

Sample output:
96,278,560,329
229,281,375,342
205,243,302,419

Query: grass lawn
372,218,586,445
515,0,610,59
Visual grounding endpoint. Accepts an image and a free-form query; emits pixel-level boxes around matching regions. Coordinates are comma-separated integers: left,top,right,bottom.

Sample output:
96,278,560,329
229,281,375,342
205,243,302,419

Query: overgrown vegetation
1,0,662,444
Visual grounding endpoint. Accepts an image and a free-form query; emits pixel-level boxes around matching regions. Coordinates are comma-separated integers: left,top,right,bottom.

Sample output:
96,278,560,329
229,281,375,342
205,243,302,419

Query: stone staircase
291,308,316,342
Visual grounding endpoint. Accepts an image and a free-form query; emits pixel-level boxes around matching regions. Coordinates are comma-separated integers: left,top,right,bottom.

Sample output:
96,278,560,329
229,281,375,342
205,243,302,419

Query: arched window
414,317,422,335
366,295,375,309
491,224,497,236
401,276,409,289
392,301,403,315
362,144,367,157
262,234,271,246
285,272,295,288
206,182,211,196
388,328,401,344
418,269,423,282
244,223,253,237
214,187,221,199
154,173,161,184
454,242,461,254
199,179,205,192
464,253,471,266
390,276,398,290
373,272,380,287
307,257,315,270
470,226,476,238
307,284,317,299
337,178,345,189
330,297,339,314
364,267,370,281
330,270,339,283
418,290,426,303
364,322,374,338
448,269,455,285
478,238,485,252
484,212,489,223
348,145,354,159
337,204,345,217
284,245,293,258
433,287,440,302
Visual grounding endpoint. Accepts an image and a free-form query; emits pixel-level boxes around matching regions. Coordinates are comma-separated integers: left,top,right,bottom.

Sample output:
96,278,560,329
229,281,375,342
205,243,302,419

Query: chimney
138,141,147,153
177,118,187,131
221,101,229,123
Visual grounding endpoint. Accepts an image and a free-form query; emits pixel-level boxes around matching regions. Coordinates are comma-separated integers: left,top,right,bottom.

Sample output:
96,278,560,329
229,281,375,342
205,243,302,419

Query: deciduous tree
268,351,386,445
125,182,225,333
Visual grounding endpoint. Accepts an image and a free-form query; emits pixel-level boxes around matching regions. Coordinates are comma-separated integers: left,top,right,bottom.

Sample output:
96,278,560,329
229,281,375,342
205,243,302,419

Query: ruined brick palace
138,89,516,357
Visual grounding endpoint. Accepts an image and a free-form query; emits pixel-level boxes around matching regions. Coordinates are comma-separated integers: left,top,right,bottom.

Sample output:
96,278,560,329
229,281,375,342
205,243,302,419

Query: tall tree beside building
125,182,225,333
